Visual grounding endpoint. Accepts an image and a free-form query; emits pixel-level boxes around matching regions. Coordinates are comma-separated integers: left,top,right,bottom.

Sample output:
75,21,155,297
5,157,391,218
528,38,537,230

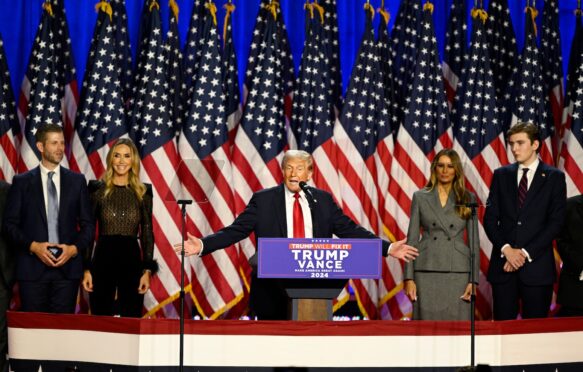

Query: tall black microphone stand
177,199,192,372
467,202,479,369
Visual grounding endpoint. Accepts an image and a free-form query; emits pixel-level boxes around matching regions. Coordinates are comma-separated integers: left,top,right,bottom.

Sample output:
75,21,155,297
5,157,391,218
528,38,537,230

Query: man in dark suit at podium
484,122,566,320
3,124,94,314
176,150,418,320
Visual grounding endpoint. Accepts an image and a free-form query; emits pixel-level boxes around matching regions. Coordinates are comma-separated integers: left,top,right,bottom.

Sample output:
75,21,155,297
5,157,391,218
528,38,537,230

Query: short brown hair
507,122,541,152
35,123,64,144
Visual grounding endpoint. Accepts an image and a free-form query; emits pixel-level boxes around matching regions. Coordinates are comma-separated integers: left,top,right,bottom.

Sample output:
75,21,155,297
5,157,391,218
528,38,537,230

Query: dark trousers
557,306,583,317
0,277,11,372
249,271,289,320
18,268,78,314
90,236,144,318
492,276,553,320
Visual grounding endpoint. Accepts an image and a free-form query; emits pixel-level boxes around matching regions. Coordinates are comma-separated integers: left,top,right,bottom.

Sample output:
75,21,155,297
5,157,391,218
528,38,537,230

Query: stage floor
7,311,583,371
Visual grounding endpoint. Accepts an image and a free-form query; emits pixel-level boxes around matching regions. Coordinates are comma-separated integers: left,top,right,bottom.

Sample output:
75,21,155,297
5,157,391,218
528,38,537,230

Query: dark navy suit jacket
201,184,390,257
484,161,566,286
2,166,94,281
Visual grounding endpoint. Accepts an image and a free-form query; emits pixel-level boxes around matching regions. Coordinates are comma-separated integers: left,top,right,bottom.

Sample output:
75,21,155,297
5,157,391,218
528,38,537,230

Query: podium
257,238,382,321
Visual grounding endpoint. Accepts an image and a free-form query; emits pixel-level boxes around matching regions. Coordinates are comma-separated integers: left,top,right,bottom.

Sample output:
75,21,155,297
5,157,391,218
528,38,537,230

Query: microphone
299,181,317,206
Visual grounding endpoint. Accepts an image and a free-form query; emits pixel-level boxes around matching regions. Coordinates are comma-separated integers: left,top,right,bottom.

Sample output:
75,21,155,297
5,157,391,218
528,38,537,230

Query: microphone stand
467,202,479,369
177,199,192,372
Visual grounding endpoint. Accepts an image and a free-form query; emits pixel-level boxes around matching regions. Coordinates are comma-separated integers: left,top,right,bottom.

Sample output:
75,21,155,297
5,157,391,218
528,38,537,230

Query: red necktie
518,168,529,208
293,192,305,238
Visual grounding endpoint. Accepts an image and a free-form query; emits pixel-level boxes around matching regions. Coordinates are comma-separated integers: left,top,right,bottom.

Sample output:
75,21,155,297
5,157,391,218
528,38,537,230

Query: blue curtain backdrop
0,0,579,107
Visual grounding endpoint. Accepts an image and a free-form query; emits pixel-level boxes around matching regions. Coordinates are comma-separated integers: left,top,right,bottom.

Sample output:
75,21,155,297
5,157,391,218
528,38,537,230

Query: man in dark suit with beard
0,180,13,372
3,124,94,314
484,122,566,320
175,150,419,320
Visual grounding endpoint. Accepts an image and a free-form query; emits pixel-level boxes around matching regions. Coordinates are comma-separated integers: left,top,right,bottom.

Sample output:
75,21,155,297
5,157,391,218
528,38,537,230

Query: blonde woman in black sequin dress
82,138,156,317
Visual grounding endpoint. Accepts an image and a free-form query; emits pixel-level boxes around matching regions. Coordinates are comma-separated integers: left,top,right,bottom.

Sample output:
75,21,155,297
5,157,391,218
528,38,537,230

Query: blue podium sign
257,238,382,279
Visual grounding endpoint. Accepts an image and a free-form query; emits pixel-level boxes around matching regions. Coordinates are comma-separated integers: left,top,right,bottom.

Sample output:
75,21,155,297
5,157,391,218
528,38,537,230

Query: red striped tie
293,192,305,238
518,168,529,208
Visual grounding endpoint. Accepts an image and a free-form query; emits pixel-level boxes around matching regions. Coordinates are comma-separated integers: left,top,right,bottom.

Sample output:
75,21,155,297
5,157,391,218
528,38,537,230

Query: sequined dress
86,181,155,317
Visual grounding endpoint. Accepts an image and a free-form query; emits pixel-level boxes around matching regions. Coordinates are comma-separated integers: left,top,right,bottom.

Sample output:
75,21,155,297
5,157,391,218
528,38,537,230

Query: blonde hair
102,138,146,201
281,150,313,171
425,148,471,219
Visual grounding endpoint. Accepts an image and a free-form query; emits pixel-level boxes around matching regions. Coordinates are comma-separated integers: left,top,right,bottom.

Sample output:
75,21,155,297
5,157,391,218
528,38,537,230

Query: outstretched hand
389,238,419,262
173,232,203,257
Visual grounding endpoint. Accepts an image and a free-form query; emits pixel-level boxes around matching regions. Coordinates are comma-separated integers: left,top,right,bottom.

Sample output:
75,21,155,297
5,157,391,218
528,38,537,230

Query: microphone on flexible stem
298,181,317,207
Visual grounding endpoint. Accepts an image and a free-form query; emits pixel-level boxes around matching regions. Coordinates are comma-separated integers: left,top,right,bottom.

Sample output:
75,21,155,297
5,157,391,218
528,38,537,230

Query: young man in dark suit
175,150,418,320
0,180,13,372
2,124,94,314
484,122,566,320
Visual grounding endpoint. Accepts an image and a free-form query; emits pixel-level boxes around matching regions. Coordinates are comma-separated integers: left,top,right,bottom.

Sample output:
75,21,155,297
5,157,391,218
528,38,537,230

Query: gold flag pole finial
169,0,179,19
266,0,279,20
471,7,488,24
42,1,54,17
94,1,113,21
149,0,160,12
524,5,538,37
205,1,218,26
364,1,375,19
223,1,236,43
423,0,434,14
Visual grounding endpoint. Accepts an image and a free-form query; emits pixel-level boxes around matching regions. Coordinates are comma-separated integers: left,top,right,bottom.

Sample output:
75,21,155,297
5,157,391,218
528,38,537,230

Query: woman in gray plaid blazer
404,149,479,320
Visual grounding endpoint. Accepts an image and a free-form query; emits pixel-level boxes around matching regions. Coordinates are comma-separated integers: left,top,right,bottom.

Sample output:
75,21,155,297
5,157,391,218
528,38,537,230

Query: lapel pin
542,173,546,177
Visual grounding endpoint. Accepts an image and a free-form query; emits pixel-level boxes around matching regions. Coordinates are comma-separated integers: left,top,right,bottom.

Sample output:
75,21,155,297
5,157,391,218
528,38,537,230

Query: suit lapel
508,163,520,213
59,166,68,220
274,185,287,237
521,162,547,211
32,167,48,226
426,188,452,237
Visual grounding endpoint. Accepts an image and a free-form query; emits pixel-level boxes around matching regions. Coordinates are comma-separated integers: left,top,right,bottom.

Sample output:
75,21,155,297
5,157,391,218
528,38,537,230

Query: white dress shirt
284,186,313,238
39,162,61,219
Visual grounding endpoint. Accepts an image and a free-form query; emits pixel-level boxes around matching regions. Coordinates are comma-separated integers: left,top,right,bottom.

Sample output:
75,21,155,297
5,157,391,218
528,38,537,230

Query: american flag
242,0,294,144
374,3,412,320
391,0,453,208
484,0,517,134
508,6,554,165
231,0,294,264
558,51,583,198
165,0,184,138
222,1,242,145
293,2,341,207
388,2,453,319
442,0,467,107
111,0,133,106
183,0,203,95
377,4,397,136
128,0,183,318
451,7,508,320
0,34,19,182
178,2,245,319
50,0,78,150
69,1,127,180
558,9,583,198
321,0,342,113
18,0,77,171
390,0,421,128
540,0,564,157
333,3,401,320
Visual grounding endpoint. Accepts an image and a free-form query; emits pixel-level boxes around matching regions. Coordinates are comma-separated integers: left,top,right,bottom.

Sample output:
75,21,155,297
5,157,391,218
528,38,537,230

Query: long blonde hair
425,148,471,219
102,138,146,201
